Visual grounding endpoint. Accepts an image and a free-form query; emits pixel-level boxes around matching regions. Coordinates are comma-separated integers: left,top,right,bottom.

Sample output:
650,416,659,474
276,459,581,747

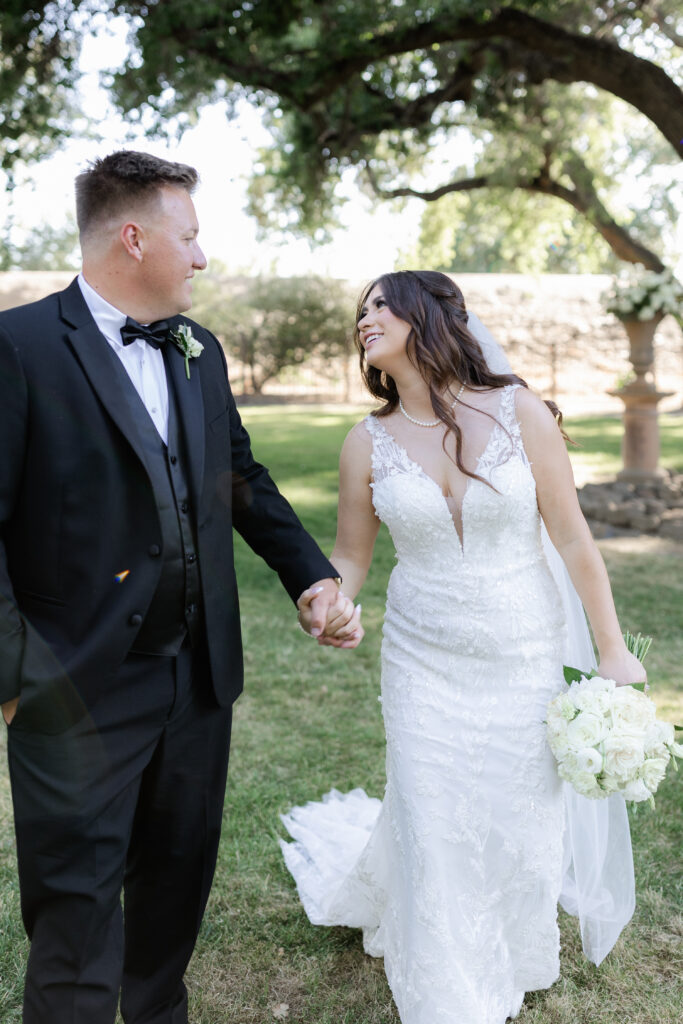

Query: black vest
117,357,203,656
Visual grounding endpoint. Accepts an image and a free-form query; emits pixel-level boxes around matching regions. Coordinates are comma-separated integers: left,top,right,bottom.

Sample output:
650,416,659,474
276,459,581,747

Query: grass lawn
564,411,683,481
0,406,681,1023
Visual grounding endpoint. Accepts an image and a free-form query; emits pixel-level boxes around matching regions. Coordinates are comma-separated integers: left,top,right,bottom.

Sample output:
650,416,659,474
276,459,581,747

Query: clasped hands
297,578,363,649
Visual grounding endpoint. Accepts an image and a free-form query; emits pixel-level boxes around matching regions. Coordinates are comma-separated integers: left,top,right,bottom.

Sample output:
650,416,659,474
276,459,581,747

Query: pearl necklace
398,383,465,428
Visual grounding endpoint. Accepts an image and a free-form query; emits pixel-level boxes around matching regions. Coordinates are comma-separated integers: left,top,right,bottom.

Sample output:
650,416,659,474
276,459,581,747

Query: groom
0,151,346,1023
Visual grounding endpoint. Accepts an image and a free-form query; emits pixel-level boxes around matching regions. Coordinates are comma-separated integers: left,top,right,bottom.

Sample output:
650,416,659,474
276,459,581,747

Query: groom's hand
298,582,363,648
297,578,342,638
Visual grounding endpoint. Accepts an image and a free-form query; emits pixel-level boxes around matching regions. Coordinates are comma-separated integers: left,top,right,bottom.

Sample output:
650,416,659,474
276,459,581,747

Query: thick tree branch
364,160,665,272
314,49,486,148
122,5,683,157
304,9,683,157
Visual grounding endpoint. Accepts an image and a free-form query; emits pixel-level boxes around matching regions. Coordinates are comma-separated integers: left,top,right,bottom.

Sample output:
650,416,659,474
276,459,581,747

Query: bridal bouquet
546,634,682,806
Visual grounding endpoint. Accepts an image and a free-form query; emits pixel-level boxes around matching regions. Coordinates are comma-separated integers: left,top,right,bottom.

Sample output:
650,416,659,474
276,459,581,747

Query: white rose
598,772,621,795
602,734,645,780
640,757,668,793
655,721,674,745
566,712,607,751
573,687,613,717
546,713,567,737
186,337,204,358
566,680,583,707
557,751,581,777
610,688,656,737
644,741,669,761
571,772,604,799
547,695,575,726
569,675,614,706
576,747,603,774
622,778,652,803
580,676,616,693
547,724,571,760
643,721,673,756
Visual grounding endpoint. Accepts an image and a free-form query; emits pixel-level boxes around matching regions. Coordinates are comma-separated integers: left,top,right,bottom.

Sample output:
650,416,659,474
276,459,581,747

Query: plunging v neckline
371,413,504,552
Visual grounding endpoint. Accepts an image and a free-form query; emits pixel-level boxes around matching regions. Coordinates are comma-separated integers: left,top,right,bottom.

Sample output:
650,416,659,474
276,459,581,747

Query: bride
289,271,645,1024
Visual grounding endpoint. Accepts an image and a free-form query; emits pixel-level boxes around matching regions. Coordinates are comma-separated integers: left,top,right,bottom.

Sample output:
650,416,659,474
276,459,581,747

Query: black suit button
129,613,143,627
180,501,189,513
169,454,178,465
149,544,161,557
186,552,196,564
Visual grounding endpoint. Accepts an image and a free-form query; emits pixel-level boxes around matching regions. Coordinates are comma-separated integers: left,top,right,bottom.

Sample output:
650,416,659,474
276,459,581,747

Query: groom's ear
120,221,145,263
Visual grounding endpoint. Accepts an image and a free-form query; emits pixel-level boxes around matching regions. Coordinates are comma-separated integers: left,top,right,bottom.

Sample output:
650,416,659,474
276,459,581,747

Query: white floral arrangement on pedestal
603,266,683,322
547,633,682,806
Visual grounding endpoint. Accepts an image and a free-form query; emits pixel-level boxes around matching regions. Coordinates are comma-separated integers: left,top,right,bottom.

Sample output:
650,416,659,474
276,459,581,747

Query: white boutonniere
170,324,204,379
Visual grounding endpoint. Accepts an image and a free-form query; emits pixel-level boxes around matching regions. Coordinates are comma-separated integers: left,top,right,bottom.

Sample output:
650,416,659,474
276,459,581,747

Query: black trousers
7,642,232,1024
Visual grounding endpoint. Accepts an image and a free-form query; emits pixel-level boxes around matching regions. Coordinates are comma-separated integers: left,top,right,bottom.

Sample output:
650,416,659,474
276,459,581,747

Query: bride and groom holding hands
0,150,643,1024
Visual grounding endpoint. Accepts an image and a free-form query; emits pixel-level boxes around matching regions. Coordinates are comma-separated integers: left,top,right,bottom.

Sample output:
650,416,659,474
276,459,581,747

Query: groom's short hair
75,150,199,237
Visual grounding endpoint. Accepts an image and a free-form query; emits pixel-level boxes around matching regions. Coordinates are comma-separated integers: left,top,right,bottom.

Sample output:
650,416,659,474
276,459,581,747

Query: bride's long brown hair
354,270,567,487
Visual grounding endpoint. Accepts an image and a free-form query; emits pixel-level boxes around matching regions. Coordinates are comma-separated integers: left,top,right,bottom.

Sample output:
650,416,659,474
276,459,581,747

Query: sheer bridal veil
467,311,635,966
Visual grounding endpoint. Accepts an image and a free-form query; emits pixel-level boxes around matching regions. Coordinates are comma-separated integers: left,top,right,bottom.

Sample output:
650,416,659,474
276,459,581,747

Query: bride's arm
516,389,646,687
296,423,380,644
328,423,381,602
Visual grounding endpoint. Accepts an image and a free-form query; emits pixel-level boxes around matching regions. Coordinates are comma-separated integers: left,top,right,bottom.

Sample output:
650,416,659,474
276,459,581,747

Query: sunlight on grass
279,483,338,510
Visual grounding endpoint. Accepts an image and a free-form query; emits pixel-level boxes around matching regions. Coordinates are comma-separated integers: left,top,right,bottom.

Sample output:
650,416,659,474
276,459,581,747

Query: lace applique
477,383,530,474
364,413,419,484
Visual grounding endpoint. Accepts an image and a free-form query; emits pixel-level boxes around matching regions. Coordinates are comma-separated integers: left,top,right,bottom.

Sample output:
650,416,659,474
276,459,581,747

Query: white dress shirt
77,273,169,443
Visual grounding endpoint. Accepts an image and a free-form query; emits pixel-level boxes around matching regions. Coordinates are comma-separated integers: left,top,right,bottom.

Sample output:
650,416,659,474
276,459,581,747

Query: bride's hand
298,589,364,648
318,598,364,649
597,647,647,688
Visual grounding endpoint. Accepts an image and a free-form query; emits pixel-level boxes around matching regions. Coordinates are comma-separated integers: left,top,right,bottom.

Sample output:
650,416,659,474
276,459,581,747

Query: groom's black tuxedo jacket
0,278,335,732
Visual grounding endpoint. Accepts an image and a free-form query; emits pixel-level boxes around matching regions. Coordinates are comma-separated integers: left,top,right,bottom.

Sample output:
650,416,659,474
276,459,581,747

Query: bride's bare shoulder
340,417,374,459
347,415,378,446
513,386,558,429
338,418,375,485
513,387,569,461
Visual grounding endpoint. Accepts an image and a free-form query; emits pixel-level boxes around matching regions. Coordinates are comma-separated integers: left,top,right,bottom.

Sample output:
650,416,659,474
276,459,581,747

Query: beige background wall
2,271,680,416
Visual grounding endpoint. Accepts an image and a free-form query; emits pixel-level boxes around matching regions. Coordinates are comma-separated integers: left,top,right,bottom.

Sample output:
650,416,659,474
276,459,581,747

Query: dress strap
498,385,529,465
363,414,417,484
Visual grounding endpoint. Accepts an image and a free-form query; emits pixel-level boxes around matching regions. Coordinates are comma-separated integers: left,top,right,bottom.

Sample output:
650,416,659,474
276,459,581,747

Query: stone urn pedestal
608,314,673,483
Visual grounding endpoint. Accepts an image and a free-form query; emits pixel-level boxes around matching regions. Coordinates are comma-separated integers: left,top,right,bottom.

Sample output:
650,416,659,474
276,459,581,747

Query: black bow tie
120,317,170,349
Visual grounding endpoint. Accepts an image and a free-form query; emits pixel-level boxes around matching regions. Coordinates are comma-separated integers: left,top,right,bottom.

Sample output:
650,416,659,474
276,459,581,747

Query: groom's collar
77,273,128,347
59,276,97,329
59,274,184,335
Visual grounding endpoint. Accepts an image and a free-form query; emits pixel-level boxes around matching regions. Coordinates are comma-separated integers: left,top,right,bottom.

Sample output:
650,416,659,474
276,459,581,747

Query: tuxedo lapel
58,281,206,505
164,321,206,507
59,280,151,472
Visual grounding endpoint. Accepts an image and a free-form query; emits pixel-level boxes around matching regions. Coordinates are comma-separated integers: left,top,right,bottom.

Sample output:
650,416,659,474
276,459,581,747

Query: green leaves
0,0,84,169
189,270,355,394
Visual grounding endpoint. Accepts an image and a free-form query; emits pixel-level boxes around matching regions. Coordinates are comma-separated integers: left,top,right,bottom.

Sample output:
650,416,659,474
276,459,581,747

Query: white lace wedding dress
281,385,616,1023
